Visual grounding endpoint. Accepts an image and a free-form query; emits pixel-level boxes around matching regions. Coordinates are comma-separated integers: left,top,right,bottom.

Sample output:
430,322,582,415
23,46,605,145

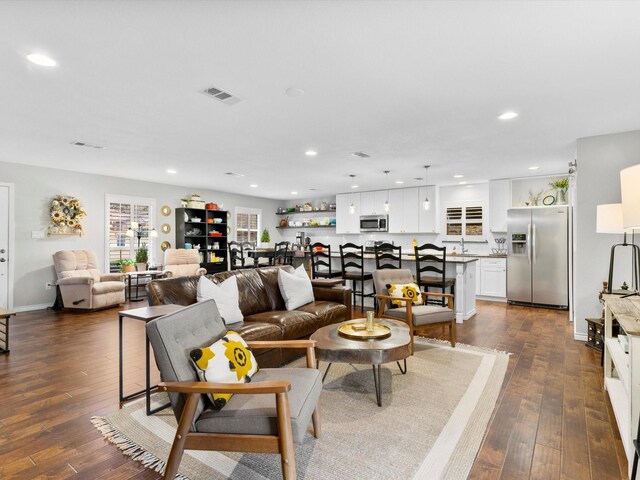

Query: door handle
527,224,532,265
0,258,6,262
532,224,537,264
0,249,5,253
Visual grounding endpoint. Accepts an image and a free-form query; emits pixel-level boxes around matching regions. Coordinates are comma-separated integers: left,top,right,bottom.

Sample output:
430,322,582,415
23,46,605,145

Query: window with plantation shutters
445,203,484,237
105,195,156,272
235,207,261,244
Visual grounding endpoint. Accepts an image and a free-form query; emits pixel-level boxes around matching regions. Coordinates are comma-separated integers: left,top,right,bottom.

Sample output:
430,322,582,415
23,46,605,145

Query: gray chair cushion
146,300,227,426
384,304,455,326
195,367,322,443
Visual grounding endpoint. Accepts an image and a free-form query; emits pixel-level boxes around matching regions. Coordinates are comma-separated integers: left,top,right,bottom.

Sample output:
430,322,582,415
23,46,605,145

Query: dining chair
272,241,291,266
374,243,402,270
228,241,253,270
310,242,342,280
414,243,456,306
339,243,374,311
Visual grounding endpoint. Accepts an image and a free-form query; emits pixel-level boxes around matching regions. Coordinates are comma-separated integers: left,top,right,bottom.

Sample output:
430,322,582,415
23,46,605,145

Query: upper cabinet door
418,185,438,233
489,179,510,232
402,187,420,233
388,189,405,233
336,193,360,234
360,190,389,215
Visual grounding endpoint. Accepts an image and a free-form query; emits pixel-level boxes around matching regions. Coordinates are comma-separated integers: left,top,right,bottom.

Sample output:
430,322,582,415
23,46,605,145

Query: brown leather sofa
146,265,352,367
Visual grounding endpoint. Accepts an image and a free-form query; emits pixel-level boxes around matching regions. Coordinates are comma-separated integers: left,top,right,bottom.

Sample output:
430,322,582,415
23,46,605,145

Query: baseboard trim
13,303,53,313
574,332,588,342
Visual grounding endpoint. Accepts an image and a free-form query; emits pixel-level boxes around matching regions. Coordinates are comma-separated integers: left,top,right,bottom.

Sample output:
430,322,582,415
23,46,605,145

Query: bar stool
340,243,375,311
310,243,342,279
374,243,402,270
414,243,455,306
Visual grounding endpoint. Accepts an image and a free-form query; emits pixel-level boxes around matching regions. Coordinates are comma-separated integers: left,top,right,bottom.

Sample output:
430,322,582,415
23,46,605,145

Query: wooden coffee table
310,318,411,406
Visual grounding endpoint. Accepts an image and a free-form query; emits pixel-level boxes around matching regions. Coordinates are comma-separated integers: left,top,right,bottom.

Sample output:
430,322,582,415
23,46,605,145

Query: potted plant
119,258,135,273
549,178,569,204
260,228,271,247
135,245,148,272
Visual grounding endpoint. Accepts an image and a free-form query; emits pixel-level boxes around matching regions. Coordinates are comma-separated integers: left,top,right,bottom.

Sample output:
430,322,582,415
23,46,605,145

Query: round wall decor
161,223,171,234
160,241,171,251
160,205,172,216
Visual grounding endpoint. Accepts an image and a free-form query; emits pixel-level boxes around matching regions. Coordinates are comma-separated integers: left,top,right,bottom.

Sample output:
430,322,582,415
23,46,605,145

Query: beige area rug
92,338,509,480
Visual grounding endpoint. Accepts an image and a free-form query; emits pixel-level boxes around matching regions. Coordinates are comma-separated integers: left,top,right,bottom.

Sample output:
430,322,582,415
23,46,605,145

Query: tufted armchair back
53,250,102,282
163,249,207,277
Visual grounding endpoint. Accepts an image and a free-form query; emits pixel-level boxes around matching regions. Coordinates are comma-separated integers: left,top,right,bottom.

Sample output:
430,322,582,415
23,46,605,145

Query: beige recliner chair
53,250,125,310
163,249,207,277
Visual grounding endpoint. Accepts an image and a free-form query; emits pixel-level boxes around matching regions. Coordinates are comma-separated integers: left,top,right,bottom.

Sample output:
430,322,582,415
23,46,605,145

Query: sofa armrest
100,273,124,282
160,380,291,395
195,268,207,276
313,286,352,317
57,276,94,286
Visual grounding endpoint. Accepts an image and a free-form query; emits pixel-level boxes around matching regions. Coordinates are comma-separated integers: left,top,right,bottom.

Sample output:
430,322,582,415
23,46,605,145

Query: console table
603,294,640,477
0,308,15,353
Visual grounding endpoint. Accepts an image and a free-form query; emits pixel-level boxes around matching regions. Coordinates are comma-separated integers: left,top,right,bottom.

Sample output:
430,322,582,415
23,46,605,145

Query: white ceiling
1,1,639,200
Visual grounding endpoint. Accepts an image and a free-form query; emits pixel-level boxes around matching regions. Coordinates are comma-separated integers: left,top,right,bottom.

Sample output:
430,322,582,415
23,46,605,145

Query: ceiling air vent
350,151,371,158
225,172,245,177
204,85,242,106
70,141,104,149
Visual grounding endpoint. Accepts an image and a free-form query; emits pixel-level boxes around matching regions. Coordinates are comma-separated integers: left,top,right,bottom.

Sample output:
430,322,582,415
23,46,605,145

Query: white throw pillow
197,276,243,325
278,265,314,311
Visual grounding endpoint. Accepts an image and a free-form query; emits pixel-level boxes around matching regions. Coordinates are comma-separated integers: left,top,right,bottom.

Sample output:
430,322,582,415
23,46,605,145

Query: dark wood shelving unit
176,208,228,274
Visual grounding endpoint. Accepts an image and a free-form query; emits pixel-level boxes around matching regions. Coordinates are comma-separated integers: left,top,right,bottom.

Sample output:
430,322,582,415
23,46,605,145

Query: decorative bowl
214,218,223,224
191,217,201,222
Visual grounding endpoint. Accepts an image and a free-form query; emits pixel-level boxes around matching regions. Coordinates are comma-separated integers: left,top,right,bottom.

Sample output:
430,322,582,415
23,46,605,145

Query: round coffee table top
310,318,411,366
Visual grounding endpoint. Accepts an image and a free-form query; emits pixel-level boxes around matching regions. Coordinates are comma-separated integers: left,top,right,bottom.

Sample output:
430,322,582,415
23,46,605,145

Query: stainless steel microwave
360,215,388,232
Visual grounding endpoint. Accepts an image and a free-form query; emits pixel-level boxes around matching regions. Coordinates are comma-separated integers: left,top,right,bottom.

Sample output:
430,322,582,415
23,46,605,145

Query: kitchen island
329,253,478,323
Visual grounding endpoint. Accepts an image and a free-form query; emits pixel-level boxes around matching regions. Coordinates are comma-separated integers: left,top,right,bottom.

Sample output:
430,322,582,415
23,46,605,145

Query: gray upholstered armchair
52,250,125,310
146,300,322,479
373,268,456,353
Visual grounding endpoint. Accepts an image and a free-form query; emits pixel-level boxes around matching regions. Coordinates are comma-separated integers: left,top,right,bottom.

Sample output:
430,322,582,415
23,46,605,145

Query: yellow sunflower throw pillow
386,282,424,308
190,331,259,410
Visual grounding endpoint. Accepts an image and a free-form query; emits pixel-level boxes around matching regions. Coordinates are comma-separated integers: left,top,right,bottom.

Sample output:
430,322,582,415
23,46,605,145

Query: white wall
575,130,640,338
0,161,282,310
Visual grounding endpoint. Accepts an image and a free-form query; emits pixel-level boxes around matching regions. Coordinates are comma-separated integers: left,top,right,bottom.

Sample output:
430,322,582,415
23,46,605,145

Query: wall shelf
276,225,336,230
276,210,336,215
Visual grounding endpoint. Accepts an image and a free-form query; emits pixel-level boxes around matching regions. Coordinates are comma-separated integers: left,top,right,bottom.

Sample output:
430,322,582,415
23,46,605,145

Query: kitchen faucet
460,237,468,254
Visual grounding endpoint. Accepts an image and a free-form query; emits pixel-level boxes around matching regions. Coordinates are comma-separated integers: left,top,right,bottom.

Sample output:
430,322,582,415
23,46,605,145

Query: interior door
507,208,532,303
0,185,9,309
532,206,569,307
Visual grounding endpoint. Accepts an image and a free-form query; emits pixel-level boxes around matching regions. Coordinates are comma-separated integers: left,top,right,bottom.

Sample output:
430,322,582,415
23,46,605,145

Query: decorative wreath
50,195,86,230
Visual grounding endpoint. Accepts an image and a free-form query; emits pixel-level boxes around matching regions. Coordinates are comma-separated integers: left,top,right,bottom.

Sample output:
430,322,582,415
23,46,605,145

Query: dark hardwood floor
0,300,626,479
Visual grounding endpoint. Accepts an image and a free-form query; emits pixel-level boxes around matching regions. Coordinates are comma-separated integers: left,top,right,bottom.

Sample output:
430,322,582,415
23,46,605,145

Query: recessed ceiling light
528,166,539,170
250,184,258,188
498,111,518,120
285,87,305,97
395,180,404,184
305,150,317,156
351,184,359,189
166,169,177,174
459,181,468,185
453,174,464,178
26,53,57,67
291,191,298,195
466,185,474,188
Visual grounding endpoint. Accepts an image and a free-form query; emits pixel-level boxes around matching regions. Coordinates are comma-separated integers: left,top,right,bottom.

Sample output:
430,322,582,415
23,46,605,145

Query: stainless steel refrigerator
507,206,569,309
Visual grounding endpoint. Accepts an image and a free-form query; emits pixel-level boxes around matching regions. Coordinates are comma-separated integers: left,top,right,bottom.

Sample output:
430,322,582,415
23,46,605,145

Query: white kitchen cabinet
388,188,419,233
336,193,361,234
480,258,507,297
418,186,438,233
476,260,482,295
360,190,389,215
489,179,510,232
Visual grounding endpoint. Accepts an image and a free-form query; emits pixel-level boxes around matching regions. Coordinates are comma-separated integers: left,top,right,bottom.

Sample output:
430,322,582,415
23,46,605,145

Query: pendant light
423,165,431,210
383,170,390,212
349,174,356,214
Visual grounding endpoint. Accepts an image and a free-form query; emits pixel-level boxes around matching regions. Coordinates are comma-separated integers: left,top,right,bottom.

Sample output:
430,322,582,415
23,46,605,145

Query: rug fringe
416,336,512,355
91,416,189,480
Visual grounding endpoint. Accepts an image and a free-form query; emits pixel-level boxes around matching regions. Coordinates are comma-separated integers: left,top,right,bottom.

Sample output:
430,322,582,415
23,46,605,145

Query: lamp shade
621,164,640,229
596,203,625,234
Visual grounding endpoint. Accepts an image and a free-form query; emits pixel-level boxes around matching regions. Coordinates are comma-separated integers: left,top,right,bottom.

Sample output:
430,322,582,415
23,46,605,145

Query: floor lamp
596,203,639,294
